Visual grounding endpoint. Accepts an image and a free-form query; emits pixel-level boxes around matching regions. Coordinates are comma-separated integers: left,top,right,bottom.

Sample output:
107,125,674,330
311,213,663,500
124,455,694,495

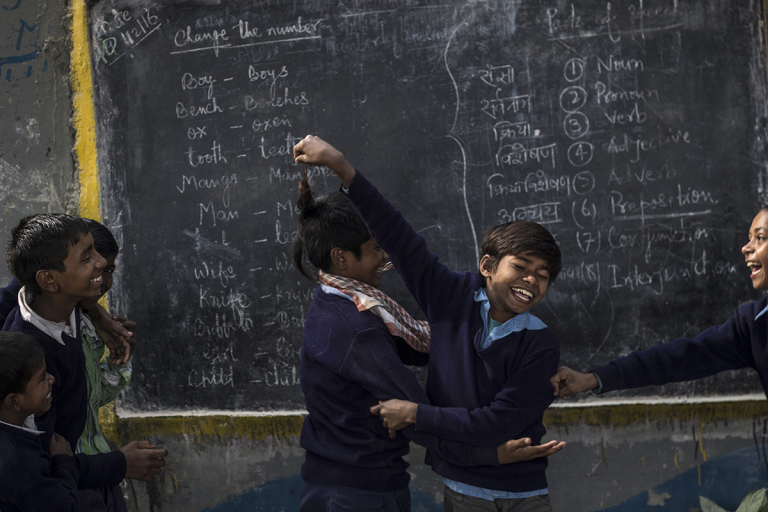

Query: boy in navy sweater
292,169,564,512
550,207,768,402
0,331,78,512
3,214,167,510
295,136,565,511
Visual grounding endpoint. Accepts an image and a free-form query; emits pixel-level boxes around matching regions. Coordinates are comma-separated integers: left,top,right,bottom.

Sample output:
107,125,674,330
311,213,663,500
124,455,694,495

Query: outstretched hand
293,135,356,187
549,366,598,398
120,440,168,482
496,438,566,465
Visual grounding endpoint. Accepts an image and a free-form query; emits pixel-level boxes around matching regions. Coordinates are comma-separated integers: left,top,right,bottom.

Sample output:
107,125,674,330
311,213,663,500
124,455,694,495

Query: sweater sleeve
337,327,498,467
593,306,756,393
7,454,79,512
0,277,21,327
395,337,429,367
415,344,560,446
73,451,127,489
346,171,468,325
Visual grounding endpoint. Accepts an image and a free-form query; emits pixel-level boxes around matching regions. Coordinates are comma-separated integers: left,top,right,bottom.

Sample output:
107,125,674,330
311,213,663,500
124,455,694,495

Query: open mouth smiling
748,261,763,279
512,286,534,304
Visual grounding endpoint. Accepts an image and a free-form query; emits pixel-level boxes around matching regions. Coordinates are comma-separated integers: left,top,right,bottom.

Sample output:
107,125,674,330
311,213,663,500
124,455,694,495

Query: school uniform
300,285,499,511
592,295,768,395
0,420,79,512
345,171,560,496
0,277,21,327
3,289,126,493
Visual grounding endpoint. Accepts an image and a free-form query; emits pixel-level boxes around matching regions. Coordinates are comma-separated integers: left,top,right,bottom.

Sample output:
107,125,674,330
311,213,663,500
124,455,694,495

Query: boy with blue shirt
3,214,167,511
292,170,564,511
294,136,564,511
0,331,78,512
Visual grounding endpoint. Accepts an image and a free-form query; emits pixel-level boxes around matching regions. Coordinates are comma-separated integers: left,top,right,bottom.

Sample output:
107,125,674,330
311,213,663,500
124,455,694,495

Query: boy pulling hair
0,331,78,512
295,136,564,511
4,214,166,510
292,171,562,511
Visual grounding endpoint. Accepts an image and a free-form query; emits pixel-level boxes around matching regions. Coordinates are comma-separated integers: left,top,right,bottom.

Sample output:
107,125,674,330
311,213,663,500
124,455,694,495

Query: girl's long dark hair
293,169,370,281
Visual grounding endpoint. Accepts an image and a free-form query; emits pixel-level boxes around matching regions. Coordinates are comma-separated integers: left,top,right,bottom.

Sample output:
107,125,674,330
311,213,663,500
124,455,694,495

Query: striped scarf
318,270,430,353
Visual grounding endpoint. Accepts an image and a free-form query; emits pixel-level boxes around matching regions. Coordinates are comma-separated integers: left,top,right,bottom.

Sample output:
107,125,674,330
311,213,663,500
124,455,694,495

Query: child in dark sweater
3,214,166,511
0,331,78,512
294,137,565,511
292,171,564,512
550,207,768,400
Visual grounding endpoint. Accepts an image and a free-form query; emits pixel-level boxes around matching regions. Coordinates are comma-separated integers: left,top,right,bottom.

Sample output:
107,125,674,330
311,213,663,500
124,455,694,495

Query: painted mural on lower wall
194,446,768,512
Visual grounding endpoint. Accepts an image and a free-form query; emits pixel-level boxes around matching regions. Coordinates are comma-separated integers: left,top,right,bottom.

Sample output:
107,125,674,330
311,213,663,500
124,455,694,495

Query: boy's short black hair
6,213,91,295
480,221,563,282
84,218,119,258
0,332,45,403
293,174,371,281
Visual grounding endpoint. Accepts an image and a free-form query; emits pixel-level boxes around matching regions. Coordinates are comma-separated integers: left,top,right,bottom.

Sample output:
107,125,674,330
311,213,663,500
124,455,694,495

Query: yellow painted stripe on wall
71,0,101,222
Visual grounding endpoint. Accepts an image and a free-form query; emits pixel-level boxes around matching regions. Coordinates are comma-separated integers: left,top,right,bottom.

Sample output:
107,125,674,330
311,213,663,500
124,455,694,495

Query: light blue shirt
439,288,548,500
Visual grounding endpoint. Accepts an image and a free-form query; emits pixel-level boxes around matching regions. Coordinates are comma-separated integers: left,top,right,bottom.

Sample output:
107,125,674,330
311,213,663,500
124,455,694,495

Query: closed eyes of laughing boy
373,250,556,431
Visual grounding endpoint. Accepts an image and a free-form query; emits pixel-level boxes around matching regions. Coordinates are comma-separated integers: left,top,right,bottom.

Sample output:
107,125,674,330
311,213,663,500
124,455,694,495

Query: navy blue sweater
0,422,79,512
300,288,499,492
594,295,768,394
346,171,560,493
3,307,126,489
0,277,21,327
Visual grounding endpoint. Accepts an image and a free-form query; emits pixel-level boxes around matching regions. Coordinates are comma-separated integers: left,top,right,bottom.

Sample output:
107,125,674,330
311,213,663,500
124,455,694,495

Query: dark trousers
299,480,411,512
77,484,128,512
443,486,553,512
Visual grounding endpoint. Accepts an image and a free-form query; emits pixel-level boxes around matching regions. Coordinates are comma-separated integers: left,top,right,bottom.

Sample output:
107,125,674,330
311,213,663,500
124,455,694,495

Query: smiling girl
551,207,768,399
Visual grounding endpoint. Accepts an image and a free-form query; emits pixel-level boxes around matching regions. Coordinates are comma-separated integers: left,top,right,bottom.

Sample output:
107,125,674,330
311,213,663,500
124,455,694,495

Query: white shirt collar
0,416,43,435
18,286,79,345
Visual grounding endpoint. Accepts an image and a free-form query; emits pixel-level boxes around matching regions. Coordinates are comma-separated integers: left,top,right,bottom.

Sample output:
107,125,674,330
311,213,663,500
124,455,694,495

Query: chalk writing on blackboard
90,0,767,410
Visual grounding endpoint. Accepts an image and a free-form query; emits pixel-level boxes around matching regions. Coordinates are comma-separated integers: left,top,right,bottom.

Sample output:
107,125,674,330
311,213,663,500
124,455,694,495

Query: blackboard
91,0,768,412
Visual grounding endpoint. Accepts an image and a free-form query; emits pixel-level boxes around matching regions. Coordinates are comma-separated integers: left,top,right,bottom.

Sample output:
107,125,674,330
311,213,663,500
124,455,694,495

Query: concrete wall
11,1,768,511
0,0,79,281
102,400,768,512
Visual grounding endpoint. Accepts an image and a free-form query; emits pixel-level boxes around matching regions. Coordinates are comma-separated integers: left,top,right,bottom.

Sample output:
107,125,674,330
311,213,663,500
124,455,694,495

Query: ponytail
292,166,371,282
294,168,318,281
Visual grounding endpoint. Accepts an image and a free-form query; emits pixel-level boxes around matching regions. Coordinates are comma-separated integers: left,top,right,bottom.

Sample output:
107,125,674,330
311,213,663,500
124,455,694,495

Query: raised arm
294,135,467,321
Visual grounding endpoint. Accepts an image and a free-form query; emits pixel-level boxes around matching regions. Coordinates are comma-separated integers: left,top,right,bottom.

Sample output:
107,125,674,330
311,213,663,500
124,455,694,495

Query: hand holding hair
293,135,356,187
